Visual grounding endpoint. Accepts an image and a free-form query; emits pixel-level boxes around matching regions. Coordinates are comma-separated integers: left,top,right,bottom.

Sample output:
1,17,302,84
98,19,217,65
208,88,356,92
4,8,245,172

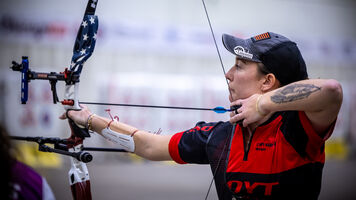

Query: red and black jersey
169,111,335,200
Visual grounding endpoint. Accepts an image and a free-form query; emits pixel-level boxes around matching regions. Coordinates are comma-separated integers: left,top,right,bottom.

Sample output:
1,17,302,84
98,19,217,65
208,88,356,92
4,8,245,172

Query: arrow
79,101,234,114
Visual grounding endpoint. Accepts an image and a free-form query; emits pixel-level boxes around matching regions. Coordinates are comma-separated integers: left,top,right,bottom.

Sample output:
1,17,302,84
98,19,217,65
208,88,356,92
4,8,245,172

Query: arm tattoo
271,84,321,104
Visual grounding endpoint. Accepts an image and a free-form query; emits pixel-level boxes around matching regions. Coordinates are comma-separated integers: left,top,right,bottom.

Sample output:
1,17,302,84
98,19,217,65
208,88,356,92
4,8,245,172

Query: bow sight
11,56,80,105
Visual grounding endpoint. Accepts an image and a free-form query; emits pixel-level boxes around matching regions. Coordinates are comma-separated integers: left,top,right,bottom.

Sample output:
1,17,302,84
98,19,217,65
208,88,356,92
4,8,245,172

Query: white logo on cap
233,46,253,59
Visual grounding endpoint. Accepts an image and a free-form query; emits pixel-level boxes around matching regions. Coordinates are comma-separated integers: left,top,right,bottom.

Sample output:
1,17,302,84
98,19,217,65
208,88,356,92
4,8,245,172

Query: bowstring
201,0,235,199
201,0,232,97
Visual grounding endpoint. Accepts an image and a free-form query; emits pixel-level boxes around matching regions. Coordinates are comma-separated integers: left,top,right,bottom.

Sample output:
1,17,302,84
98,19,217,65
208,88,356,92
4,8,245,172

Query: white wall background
0,0,355,146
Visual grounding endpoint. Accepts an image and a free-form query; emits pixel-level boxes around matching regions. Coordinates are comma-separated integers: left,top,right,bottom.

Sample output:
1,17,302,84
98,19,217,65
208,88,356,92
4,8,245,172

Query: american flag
70,13,98,74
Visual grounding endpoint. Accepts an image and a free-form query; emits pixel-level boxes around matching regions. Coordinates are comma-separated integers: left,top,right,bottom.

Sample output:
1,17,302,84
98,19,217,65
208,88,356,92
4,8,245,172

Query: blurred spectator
0,124,55,200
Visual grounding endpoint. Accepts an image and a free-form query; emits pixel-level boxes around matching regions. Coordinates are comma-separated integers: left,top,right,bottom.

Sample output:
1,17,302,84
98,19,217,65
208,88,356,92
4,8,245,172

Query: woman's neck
248,112,275,131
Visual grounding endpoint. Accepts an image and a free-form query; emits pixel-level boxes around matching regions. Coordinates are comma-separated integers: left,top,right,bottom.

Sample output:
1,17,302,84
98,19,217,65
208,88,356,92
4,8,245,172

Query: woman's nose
225,67,233,81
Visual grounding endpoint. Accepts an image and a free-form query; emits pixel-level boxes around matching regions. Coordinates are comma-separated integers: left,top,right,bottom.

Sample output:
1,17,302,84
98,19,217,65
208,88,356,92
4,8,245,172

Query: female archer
62,32,343,199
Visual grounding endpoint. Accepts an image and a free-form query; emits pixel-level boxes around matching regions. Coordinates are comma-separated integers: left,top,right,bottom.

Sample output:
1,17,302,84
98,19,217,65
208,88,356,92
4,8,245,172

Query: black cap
222,32,308,86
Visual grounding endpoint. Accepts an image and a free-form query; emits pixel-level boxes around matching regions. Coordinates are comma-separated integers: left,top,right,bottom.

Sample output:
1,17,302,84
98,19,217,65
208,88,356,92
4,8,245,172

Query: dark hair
257,62,270,75
0,124,15,199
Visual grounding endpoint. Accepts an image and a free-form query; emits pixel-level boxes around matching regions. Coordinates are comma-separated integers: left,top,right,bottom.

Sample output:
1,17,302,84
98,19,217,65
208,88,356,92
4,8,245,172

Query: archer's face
225,58,264,102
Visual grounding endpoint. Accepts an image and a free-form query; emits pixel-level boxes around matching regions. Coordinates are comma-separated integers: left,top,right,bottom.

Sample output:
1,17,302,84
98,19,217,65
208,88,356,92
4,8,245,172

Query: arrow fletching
211,106,229,113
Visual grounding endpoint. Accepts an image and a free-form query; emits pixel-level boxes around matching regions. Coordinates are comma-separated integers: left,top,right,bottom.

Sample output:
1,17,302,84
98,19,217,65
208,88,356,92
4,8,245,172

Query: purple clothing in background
10,161,55,200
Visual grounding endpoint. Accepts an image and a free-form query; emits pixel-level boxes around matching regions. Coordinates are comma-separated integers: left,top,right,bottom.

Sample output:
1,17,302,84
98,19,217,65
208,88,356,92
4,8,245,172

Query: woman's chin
229,95,233,102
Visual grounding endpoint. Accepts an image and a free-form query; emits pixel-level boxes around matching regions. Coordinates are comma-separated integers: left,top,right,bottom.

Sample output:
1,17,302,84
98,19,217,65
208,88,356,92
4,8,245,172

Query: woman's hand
229,94,268,127
59,105,92,127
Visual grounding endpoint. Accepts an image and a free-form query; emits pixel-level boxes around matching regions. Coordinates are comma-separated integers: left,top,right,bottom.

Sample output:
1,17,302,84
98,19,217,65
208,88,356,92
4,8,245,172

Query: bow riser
11,1,99,200
68,145,91,200
64,83,81,110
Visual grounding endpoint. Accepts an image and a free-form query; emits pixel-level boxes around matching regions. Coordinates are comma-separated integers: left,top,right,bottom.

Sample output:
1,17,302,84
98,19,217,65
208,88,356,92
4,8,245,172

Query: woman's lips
228,88,234,102
229,93,234,102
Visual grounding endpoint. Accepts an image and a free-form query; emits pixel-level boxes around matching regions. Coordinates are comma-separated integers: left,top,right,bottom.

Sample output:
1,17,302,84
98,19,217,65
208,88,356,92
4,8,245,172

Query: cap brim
222,34,259,62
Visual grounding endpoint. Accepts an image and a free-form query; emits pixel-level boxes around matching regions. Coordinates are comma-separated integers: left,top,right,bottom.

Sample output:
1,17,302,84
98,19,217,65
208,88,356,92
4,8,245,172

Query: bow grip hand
68,116,91,139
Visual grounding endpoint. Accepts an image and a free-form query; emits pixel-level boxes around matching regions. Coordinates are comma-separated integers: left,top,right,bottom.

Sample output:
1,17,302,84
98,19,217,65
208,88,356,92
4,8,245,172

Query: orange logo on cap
253,32,271,41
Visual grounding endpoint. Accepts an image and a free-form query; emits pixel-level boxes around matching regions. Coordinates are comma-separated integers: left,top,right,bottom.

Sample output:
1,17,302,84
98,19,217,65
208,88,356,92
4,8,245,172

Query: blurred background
0,0,355,199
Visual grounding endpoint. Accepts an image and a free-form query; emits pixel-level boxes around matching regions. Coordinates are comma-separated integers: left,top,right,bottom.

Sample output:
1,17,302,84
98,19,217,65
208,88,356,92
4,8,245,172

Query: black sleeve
169,121,219,164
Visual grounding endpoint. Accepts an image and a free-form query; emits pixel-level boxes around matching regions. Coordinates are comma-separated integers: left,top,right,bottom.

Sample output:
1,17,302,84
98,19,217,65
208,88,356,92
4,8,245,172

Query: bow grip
68,116,91,138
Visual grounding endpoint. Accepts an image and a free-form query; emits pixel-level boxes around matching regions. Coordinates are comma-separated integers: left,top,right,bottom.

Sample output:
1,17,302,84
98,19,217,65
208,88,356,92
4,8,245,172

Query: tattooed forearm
271,84,321,104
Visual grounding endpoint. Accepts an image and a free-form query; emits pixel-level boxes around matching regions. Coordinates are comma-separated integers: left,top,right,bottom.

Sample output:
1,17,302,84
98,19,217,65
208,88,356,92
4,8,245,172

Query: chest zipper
243,128,255,161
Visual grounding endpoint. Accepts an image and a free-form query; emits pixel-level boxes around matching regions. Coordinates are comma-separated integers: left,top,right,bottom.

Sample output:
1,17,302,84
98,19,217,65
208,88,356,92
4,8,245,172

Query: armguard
101,128,135,152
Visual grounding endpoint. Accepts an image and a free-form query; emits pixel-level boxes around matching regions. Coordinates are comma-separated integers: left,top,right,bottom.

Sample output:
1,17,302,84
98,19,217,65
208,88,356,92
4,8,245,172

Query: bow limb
65,1,99,199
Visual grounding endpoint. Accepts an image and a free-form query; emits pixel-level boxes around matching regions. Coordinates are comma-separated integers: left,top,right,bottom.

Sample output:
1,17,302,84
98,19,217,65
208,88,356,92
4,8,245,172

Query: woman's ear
260,73,279,92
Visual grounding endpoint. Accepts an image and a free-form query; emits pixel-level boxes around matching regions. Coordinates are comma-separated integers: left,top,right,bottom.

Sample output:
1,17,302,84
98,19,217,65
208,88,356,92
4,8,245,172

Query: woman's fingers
229,112,243,124
58,104,91,126
229,95,264,126
59,112,67,120
230,99,242,117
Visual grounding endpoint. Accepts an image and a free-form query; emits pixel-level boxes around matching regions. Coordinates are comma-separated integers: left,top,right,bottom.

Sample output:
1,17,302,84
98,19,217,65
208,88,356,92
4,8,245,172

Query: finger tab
230,104,241,113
